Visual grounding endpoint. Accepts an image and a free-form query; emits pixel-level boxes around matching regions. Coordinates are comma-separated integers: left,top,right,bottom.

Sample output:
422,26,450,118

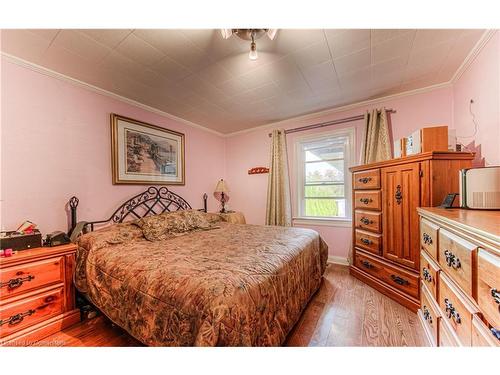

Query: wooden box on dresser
349,152,474,312
417,208,500,347
0,244,80,346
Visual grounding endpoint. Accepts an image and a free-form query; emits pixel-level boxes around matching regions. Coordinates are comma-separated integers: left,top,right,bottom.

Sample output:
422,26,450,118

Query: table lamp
214,179,230,213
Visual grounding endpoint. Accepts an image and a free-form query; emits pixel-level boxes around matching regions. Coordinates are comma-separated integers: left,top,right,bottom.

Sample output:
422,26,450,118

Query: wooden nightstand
0,244,80,346
219,211,246,224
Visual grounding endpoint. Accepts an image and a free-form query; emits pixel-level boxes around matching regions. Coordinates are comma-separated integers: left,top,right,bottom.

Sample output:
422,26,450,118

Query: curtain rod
268,108,396,137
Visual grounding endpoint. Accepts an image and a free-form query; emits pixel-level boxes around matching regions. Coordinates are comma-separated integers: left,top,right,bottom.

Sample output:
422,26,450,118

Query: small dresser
417,207,499,347
0,244,80,346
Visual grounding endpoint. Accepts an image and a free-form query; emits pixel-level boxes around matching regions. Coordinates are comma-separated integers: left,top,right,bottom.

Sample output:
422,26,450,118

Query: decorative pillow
136,210,212,241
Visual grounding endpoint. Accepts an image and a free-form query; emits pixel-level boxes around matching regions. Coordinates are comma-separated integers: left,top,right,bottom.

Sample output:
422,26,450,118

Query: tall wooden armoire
349,152,474,311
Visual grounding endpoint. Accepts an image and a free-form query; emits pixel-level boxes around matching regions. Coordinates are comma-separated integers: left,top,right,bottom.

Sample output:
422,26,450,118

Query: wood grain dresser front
0,244,80,346
417,207,500,347
349,151,474,312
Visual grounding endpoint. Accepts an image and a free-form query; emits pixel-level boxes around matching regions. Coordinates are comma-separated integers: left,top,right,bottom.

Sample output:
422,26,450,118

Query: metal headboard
69,186,208,234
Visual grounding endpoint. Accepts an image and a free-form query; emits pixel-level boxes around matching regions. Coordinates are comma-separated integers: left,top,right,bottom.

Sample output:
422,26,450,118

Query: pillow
77,221,144,251
136,210,212,241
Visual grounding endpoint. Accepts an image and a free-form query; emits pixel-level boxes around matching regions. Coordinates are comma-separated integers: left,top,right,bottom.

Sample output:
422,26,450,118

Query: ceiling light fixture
220,29,278,61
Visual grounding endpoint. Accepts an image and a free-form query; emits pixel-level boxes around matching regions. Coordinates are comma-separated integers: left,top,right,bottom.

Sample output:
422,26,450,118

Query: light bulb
249,49,258,60
249,41,258,60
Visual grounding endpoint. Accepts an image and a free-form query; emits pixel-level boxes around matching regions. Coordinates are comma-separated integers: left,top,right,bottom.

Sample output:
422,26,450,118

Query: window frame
294,127,355,224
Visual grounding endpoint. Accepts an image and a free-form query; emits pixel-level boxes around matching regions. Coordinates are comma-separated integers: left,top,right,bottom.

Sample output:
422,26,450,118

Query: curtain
265,129,292,226
361,108,392,164
348,108,392,265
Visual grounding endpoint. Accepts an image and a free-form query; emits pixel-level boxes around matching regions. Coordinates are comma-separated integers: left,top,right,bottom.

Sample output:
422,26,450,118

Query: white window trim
294,127,356,225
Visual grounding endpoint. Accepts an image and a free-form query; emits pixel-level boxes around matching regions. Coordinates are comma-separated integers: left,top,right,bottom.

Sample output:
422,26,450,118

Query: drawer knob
358,177,372,184
491,288,500,306
0,275,35,289
423,306,433,324
360,238,373,245
395,185,403,205
444,250,461,269
444,298,461,324
422,233,433,245
491,328,500,341
422,267,433,283
360,217,373,225
0,309,35,327
391,274,409,286
359,198,373,205
361,260,374,269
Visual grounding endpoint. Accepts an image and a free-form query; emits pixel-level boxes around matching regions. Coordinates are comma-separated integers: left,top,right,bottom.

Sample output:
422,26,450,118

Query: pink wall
1,59,226,235
225,87,454,259
453,31,500,166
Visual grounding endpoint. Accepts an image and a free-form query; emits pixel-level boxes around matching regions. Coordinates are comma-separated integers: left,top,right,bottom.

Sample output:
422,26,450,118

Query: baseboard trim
327,256,350,266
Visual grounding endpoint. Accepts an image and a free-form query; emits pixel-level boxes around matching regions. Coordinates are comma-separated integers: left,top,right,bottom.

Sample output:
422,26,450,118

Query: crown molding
450,29,497,83
224,81,452,137
0,52,225,138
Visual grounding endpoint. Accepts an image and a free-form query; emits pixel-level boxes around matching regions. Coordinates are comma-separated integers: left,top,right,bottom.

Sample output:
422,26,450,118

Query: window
295,128,354,221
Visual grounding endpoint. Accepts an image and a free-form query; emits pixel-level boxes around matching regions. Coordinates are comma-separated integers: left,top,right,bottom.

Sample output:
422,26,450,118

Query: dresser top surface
349,151,474,172
418,207,500,245
0,243,77,267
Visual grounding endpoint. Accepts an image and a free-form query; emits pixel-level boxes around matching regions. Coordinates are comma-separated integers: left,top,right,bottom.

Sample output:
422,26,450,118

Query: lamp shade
214,179,230,193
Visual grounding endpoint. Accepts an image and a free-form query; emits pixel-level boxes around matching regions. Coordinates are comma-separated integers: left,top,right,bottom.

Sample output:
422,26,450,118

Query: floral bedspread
75,221,328,346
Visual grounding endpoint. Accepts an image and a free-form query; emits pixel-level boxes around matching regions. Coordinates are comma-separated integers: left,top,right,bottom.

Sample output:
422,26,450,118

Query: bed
70,187,328,346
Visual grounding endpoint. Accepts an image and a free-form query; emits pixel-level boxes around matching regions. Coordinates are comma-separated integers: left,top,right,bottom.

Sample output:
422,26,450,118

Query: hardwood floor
37,264,426,347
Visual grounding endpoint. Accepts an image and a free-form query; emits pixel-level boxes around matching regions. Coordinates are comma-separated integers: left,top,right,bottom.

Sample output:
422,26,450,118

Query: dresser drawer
353,169,380,190
354,190,381,210
420,218,439,259
420,250,440,299
354,251,419,299
439,314,462,346
0,257,64,299
354,229,381,255
439,273,479,346
0,287,64,338
420,282,441,346
477,249,500,328
354,210,381,233
438,229,476,296
471,314,500,347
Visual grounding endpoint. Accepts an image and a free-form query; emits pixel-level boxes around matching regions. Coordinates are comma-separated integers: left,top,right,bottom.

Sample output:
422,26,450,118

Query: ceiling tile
79,29,132,49
333,48,371,77
27,29,60,41
214,78,249,96
325,29,370,58
196,63,234,86
371,31,415,64
1,29,53,62
301,60,339,92
116,33,164,67
52,30,111,64
151,55,192,82
292,40,331,68
371,29,415,44
412,29,462,51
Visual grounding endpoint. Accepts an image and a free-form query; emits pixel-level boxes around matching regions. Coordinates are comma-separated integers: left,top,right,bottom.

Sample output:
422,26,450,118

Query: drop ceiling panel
0,29,486,134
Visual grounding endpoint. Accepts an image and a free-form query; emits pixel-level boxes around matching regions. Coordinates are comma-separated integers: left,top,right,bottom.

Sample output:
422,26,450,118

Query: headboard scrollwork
69,186,206,237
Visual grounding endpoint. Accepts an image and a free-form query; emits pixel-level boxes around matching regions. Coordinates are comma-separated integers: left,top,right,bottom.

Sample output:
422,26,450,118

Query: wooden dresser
417,208,499,346
0,244,80,346
349,152,473,311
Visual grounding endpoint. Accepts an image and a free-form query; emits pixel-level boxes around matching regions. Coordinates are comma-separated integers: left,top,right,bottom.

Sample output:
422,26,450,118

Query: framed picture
111,114,185,185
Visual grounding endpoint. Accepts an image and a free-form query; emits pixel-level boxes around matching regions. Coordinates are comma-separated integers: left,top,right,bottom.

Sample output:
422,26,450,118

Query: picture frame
110,113,185,185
